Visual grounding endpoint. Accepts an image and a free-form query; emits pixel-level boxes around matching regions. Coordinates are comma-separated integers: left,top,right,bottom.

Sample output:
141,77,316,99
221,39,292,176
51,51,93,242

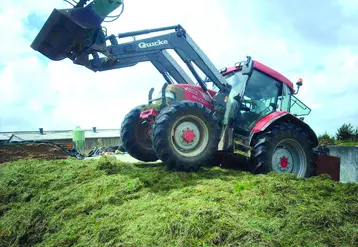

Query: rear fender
249,111,318,147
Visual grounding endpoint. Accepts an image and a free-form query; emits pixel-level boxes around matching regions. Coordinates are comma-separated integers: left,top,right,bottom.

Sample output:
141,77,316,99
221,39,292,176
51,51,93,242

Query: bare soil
0,143,69,163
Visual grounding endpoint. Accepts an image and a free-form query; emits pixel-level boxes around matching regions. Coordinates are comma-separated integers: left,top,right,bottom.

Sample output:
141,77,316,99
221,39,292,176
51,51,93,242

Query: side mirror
242,56,254,75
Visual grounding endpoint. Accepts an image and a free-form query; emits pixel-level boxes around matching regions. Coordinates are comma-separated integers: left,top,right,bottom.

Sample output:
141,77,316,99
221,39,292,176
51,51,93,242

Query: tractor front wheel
251,122,316,178
120,106,158,162
152,101,220,171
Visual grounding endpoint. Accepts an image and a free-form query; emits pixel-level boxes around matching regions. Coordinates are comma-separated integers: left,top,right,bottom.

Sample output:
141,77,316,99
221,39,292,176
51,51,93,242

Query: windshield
237,69,281,131
206,70,247,92
223,71,247,95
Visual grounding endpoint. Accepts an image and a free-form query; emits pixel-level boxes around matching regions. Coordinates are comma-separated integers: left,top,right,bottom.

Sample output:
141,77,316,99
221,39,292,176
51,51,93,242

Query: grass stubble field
0,156,357,247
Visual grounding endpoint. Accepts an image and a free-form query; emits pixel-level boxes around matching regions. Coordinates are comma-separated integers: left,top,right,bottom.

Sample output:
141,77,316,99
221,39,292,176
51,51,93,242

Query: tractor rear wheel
251,122,316,178
120,106,158,162
152,101,220,171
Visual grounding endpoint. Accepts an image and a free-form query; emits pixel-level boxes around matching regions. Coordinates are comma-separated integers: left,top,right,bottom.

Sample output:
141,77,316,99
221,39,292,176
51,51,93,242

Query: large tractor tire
120,106,158,162
152,101,221,171
251,122,316,178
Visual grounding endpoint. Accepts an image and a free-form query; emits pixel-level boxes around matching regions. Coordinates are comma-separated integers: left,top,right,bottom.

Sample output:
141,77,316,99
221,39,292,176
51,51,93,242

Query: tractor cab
218,57,311,138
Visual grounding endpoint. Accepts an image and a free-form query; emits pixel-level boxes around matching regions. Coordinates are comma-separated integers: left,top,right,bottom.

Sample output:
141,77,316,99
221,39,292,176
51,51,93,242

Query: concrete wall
84,137,122,150
326,145,358,183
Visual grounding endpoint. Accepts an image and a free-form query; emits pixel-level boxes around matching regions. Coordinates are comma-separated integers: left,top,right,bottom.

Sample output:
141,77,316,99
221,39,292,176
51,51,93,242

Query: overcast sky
0,0,357,136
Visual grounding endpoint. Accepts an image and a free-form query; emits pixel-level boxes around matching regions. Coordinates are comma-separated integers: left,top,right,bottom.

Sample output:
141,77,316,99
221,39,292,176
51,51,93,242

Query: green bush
318,131,335,145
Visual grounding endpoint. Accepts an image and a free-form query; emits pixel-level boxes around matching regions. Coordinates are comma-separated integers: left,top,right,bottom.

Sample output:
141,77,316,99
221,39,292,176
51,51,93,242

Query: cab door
234,69,282,133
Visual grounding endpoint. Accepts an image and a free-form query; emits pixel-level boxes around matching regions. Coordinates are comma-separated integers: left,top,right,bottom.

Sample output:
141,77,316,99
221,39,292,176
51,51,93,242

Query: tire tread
251,122,316,177
120,106,158,162
152,101,220,171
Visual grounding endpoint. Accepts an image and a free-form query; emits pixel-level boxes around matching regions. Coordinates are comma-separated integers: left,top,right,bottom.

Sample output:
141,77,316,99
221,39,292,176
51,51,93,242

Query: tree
318,132,335,145
336,123,355,141
354,127,358,141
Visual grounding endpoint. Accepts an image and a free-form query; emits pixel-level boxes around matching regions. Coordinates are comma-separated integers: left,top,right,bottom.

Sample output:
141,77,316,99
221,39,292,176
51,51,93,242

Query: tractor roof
223,60,294,92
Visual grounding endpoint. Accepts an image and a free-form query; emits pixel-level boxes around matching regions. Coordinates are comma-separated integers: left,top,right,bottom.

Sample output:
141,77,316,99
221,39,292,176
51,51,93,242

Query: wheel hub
272,147,293,173
271,138,308,177
183,129,195,142
134,121,153,150
170,115,210,158
173,121,200,151
280,156,289,168
146,128,152,137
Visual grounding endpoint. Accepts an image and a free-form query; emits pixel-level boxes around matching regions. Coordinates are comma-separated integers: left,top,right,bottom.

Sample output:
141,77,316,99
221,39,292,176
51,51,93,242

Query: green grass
335,141,358,147
0,157,357,247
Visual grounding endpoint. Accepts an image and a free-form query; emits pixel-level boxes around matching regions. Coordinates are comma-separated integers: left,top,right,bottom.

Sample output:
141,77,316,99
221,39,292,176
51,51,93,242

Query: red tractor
121,57,317,177
31,0,334,178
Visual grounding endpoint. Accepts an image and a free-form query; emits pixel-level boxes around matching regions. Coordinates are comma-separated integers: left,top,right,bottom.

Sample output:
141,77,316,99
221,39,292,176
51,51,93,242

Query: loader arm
31,2,229,92
80,25,228,91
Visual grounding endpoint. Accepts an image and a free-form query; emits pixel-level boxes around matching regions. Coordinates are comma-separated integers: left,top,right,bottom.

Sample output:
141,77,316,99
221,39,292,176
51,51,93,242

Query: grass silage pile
0,157,357,247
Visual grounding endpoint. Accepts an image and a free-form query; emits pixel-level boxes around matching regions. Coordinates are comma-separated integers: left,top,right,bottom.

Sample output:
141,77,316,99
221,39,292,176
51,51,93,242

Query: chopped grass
0,157,357,247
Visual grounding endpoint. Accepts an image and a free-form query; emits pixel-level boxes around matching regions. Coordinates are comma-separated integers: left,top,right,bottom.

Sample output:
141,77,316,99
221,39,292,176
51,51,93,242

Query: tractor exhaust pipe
30,0,123,61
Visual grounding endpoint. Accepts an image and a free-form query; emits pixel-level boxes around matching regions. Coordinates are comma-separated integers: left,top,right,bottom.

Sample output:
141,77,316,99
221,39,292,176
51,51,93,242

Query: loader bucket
30,7,103,61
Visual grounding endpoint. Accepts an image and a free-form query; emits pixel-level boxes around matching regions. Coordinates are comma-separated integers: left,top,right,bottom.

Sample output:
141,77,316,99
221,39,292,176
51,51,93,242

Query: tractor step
233,135,251,154
234,142,251,153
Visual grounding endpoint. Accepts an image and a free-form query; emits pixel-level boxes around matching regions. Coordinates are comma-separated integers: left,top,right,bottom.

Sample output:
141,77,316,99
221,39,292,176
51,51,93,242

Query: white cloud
0,0,357,138
337,0,358,17
0,0,238,131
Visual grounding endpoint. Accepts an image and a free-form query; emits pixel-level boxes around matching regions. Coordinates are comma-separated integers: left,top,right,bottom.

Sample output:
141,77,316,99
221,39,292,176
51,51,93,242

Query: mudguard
249,111,319,147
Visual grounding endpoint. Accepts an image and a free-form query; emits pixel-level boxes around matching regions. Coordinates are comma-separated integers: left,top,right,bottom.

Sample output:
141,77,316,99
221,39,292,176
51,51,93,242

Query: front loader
31,0,340,178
